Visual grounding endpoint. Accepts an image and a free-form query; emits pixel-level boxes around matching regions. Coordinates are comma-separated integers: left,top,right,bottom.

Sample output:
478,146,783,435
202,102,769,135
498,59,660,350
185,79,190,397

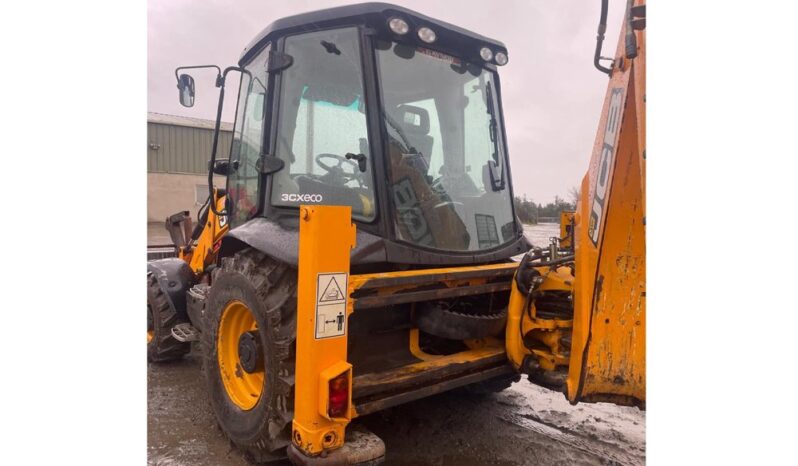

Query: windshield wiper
321,40,341,55
486,83,498,160
485,83,505,191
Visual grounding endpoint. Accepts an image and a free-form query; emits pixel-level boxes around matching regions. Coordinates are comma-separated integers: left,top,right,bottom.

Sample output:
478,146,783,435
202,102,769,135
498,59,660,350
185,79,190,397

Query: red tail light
328,372,349,418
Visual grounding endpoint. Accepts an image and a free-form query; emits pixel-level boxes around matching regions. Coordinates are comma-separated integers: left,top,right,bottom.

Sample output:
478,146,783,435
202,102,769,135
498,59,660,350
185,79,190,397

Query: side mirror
177,74,195,107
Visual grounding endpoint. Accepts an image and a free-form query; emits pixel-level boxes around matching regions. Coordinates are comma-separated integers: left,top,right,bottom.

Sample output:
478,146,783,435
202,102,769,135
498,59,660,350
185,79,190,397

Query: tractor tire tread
147,272,191,362
203,249,297,459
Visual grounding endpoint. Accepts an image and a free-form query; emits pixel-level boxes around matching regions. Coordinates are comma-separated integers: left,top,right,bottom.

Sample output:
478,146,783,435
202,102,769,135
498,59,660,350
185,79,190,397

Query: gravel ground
148,348,644,466
148,223,645,465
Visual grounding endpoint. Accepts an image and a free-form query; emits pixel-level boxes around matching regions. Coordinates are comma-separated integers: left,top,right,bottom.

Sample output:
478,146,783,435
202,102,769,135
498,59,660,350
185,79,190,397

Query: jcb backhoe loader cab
215,2,527,267
155,0,646,463
163,3,549,463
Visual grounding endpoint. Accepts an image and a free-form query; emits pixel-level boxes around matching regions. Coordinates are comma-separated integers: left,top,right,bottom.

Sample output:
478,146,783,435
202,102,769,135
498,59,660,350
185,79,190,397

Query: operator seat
391,105,434,166
387,141,470,250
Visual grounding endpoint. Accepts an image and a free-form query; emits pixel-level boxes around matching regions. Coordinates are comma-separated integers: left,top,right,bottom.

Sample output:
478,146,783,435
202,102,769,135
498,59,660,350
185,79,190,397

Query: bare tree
568,186,581,209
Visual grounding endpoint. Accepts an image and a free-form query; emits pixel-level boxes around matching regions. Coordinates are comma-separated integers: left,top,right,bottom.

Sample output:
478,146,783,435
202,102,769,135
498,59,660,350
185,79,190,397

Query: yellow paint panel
559,211,575,249
292,205,357,455
350,262,518,290
187,189,229,274
567,5,645,407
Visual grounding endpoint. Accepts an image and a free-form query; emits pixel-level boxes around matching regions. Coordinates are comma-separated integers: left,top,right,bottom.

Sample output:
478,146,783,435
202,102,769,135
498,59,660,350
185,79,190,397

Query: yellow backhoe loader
147,1,645,463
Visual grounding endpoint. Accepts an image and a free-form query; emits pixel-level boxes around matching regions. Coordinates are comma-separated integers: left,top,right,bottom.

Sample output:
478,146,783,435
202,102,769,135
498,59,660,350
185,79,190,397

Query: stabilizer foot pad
287,427,385,466
171,322,199,342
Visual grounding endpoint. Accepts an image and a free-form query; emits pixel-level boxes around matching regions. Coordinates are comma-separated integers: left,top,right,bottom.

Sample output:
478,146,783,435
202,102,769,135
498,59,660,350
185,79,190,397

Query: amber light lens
328,372,349,418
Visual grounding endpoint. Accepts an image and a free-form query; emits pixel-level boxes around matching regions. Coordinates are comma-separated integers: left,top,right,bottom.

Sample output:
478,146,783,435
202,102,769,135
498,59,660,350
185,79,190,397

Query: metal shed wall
147,122,233,174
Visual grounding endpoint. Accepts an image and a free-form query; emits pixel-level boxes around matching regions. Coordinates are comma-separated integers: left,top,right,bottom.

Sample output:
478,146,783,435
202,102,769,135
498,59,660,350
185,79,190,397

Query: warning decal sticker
315,272,348,339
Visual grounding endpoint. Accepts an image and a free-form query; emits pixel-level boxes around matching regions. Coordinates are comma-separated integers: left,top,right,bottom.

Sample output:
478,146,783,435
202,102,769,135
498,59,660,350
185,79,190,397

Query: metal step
171,322,200,342
186,284,209,333
147,246,177,261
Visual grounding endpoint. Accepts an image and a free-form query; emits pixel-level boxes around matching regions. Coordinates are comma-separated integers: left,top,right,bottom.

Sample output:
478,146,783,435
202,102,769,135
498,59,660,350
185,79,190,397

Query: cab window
228,44,270,227
271,28,376,221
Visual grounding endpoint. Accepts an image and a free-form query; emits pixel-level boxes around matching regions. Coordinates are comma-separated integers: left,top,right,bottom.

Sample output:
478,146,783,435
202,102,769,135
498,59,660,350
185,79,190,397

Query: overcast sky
148,0,624,204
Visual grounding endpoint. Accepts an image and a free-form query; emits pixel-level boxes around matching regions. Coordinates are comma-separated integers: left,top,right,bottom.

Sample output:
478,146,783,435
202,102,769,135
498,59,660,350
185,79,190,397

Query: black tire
147,272,191,362
202,248,297,461
457,373,520,396
414,302,507,340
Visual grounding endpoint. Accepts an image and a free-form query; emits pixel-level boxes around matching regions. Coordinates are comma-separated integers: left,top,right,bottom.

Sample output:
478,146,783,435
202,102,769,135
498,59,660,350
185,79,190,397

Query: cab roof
239,2,507,66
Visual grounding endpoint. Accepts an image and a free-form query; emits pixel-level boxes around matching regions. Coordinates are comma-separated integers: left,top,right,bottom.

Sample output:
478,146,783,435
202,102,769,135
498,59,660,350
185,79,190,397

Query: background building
147,112,232,224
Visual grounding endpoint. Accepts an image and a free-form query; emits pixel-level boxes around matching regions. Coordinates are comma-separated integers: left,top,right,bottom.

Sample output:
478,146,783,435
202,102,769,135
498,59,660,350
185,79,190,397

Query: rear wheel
203,249,297,461
147,272,190,362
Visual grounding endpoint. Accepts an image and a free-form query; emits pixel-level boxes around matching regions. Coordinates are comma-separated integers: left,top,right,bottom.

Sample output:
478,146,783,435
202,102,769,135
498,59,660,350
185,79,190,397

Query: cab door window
271,28,376,221
228,44,270,227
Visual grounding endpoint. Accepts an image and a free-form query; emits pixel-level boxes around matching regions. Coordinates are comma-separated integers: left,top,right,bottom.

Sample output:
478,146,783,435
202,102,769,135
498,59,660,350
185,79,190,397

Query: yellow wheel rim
218,300,264,410
147,329,154,343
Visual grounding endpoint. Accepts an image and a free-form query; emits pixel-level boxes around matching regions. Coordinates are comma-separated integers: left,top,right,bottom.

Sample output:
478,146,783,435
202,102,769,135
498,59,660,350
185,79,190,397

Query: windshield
376,41,516,252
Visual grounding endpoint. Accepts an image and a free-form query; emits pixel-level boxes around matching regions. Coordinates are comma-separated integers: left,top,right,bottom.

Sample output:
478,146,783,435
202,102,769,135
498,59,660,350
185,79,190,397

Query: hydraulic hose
524,254,575,269
624,0,638,59
594,0,612,75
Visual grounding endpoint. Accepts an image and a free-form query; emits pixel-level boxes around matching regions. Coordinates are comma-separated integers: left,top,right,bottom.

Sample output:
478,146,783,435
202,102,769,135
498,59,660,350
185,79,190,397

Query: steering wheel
315,153,358,175
315,153,362,186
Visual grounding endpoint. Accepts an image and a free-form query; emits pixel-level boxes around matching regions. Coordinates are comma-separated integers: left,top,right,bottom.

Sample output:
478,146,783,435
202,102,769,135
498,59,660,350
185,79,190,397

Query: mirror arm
174,65,222,84
207,66,249,218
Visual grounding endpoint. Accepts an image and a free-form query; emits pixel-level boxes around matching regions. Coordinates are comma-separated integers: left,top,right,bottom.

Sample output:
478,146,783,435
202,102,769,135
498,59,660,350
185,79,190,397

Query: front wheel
202,249,297,460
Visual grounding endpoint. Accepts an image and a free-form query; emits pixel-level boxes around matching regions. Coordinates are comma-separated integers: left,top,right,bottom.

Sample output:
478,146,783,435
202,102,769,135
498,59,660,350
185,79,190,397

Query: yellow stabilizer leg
292,205,357,457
